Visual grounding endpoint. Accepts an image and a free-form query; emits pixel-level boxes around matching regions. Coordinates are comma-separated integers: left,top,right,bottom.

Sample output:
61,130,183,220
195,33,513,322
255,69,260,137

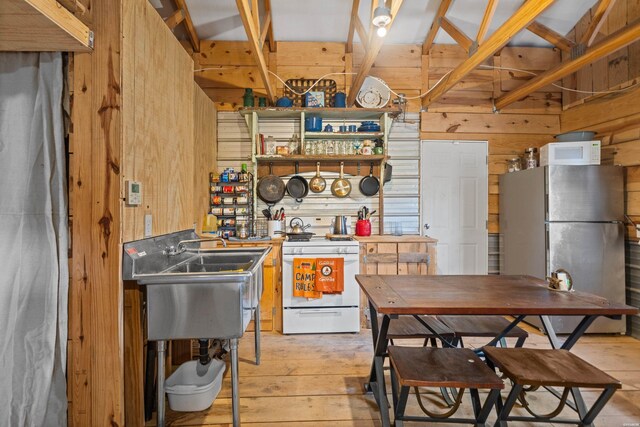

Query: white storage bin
165,359,226,412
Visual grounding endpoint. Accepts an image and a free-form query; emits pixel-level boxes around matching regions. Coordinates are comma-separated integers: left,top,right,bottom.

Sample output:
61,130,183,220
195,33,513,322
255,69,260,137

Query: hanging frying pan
331,162,352,198
359,163,380,196
309,162,326,193
286,162,309,202
257,162,285,204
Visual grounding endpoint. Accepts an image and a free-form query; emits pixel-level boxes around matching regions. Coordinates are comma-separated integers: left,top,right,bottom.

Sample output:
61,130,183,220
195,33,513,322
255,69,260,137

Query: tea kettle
332,215,349,235
547,269,573,291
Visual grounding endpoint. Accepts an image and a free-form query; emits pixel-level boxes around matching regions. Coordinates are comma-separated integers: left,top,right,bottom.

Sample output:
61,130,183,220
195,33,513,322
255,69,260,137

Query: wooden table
355,274,638,427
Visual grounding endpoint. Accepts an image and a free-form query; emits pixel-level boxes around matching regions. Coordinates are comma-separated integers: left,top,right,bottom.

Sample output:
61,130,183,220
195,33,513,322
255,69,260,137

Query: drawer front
283,307,360,334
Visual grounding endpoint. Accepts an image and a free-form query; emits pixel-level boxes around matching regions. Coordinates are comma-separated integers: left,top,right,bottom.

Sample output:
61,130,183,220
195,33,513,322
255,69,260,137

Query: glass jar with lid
507,157,522,173
524,147,538,169
287,134,300,155
235,221,249,239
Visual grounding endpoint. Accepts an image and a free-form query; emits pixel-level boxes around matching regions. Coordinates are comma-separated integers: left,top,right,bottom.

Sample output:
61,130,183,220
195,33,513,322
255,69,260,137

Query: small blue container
305,115,322,132
334,92,347,108
275,96,293,107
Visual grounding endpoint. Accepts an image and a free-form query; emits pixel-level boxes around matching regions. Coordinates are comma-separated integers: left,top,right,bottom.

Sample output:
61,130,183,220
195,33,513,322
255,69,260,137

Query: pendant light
372,0,391,37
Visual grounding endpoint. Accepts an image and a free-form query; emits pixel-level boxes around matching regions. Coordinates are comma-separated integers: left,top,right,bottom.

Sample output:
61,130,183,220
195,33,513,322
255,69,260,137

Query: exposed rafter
580,0,617,47
423,0,556,107
346,0,361,53
477,0,498,45
260,12,271,46
347,0,404,106
495,18,640,110
422,0,453,54
264,0,276,52
236,0,276,103
165,9,185,31
354,17,370,52
527,21,575,52
440,17,473,53
174,0,200,52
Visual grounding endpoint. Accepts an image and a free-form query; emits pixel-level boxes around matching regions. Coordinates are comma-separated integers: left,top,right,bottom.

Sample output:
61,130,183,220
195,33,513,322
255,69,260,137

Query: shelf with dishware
304,131,384,139
243,108,397,232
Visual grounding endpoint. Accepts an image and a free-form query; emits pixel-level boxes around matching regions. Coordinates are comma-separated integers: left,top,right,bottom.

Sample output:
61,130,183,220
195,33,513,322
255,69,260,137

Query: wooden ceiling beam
236,0,276,102
346,0,361,53
476,0,499,44
580,0,617,47
260,12,271,46
440,16,473,52
174,0,200,52
495,18,640,111
423,0,556,107
165,9,185,31
354,17,370,51
527,21,575,52
264,0,276,51
422,0,452,54
347,0,404,106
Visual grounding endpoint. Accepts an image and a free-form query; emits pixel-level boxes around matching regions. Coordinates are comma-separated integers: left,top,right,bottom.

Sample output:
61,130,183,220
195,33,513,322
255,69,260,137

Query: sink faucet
163,237,227,256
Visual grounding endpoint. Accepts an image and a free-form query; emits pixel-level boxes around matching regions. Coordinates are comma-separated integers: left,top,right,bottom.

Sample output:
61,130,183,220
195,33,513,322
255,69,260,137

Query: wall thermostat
126,180,142,206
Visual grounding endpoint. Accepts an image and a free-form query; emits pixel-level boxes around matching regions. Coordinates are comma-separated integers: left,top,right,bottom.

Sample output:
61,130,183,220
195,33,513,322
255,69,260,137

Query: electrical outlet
144,214,152,237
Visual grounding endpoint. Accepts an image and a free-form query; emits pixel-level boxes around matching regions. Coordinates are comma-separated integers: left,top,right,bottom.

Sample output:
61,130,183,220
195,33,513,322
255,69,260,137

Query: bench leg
580,386,617,427
477,388,500,427
495,383,522,427
394,386,410,427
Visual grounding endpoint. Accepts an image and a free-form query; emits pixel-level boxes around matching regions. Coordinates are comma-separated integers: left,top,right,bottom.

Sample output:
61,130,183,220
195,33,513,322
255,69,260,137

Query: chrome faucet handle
163,245,181,256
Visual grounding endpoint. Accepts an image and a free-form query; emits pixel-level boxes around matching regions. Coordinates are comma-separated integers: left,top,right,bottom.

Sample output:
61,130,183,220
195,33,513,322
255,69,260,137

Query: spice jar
236,221,249,239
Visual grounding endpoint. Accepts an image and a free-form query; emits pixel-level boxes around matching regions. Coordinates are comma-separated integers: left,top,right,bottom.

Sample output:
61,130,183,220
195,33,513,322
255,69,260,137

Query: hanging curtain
0,52,69,427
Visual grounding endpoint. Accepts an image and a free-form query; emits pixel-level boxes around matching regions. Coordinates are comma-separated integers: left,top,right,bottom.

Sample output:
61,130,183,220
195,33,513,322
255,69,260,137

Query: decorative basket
284,78,337,107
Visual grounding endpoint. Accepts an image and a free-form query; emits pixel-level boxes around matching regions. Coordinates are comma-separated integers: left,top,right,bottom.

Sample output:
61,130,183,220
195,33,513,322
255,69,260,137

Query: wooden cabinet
220,239,283,332
356,235,438,326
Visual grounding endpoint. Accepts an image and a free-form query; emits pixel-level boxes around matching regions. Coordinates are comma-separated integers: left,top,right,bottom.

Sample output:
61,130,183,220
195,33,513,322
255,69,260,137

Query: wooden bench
388,346,504,427
483,347,621,427
382,315,454,346
437,315,528,348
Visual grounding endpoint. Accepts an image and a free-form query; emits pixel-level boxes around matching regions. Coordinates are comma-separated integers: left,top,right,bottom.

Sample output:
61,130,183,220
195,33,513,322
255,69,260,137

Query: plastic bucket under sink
165,359,226,412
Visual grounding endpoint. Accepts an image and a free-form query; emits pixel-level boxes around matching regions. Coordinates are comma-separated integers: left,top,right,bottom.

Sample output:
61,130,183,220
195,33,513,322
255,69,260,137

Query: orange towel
293,258,322,299
315,258,344,294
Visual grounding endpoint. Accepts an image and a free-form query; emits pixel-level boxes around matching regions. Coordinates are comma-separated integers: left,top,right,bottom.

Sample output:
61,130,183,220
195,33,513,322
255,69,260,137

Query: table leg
157,340,166,427
230,338,240,427
371,314,392,427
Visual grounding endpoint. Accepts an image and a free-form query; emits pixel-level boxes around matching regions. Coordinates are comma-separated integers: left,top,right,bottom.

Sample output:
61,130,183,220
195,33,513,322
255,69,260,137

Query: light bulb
377,26,387,37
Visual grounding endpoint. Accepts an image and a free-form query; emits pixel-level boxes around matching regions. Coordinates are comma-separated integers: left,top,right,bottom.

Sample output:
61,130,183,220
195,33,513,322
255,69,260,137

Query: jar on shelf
287,134,300,155
236,221,249,239
507,157,522,173
265,136,277,155
524,147,538,169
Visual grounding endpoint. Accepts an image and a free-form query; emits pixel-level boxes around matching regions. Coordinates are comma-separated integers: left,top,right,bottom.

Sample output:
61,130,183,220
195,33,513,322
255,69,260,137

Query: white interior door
421,140,488,274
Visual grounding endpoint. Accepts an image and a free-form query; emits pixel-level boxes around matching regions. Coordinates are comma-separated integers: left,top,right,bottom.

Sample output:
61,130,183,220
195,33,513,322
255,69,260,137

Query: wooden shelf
0,0,93,51
239,107,400,120
255,154,387,163
304,131,383,139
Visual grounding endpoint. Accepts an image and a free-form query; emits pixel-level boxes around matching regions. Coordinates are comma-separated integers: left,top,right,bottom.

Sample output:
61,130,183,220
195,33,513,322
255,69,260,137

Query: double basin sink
122,230,271,341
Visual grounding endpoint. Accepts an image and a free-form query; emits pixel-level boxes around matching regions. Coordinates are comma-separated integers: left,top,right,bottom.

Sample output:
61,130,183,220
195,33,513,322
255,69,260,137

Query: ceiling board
181,0,599,46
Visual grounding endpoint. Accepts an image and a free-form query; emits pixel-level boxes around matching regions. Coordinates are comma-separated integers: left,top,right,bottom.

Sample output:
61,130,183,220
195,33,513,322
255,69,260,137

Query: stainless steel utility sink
122,230,271,427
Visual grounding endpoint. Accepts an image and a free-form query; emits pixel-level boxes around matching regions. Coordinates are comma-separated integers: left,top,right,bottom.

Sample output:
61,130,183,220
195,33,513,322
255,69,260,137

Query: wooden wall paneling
607,0,630,88
194,82,218,227
276,42,346,66
196,41,256,66
352,43,422,68
420,112,560,134
561,86,640,131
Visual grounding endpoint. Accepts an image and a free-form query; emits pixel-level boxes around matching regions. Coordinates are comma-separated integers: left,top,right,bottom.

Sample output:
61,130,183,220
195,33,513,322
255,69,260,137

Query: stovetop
283,235,359,247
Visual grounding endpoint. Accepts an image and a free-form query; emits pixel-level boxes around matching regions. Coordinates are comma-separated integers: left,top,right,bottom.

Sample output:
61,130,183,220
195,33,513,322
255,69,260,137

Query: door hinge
486,155,489,165
272,307,276,316
272,257,277,266
486,219,489,230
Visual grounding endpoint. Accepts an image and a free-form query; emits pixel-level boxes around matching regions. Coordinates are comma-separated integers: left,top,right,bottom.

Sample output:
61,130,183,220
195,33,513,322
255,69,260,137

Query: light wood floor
160,324,640,426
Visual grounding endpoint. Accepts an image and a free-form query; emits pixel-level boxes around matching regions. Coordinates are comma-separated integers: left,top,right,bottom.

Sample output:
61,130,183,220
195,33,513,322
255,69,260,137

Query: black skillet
257,162,286,204
286,162,309,202
359,163,380,196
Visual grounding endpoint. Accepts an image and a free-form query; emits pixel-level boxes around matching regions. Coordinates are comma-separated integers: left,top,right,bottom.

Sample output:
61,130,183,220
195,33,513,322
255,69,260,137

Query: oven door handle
298,310,340,314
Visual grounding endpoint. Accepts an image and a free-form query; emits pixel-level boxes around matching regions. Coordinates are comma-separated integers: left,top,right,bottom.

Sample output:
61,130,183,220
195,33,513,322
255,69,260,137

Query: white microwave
540,140,601,166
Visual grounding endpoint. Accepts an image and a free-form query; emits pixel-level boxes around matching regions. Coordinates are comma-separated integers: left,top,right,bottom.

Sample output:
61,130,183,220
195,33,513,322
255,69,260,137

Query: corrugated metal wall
384,113,420,235
625,241,640,338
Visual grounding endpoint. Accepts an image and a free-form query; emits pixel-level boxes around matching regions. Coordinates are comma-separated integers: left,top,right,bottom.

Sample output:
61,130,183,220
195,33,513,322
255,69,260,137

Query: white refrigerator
499,165,626,333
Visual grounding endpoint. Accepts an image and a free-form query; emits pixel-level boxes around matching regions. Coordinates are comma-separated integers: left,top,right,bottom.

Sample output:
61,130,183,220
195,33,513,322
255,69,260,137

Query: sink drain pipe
198,339,211,365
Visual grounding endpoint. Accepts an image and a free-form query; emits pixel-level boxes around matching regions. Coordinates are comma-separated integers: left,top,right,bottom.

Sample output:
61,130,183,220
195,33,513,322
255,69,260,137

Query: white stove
281,218,360,334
